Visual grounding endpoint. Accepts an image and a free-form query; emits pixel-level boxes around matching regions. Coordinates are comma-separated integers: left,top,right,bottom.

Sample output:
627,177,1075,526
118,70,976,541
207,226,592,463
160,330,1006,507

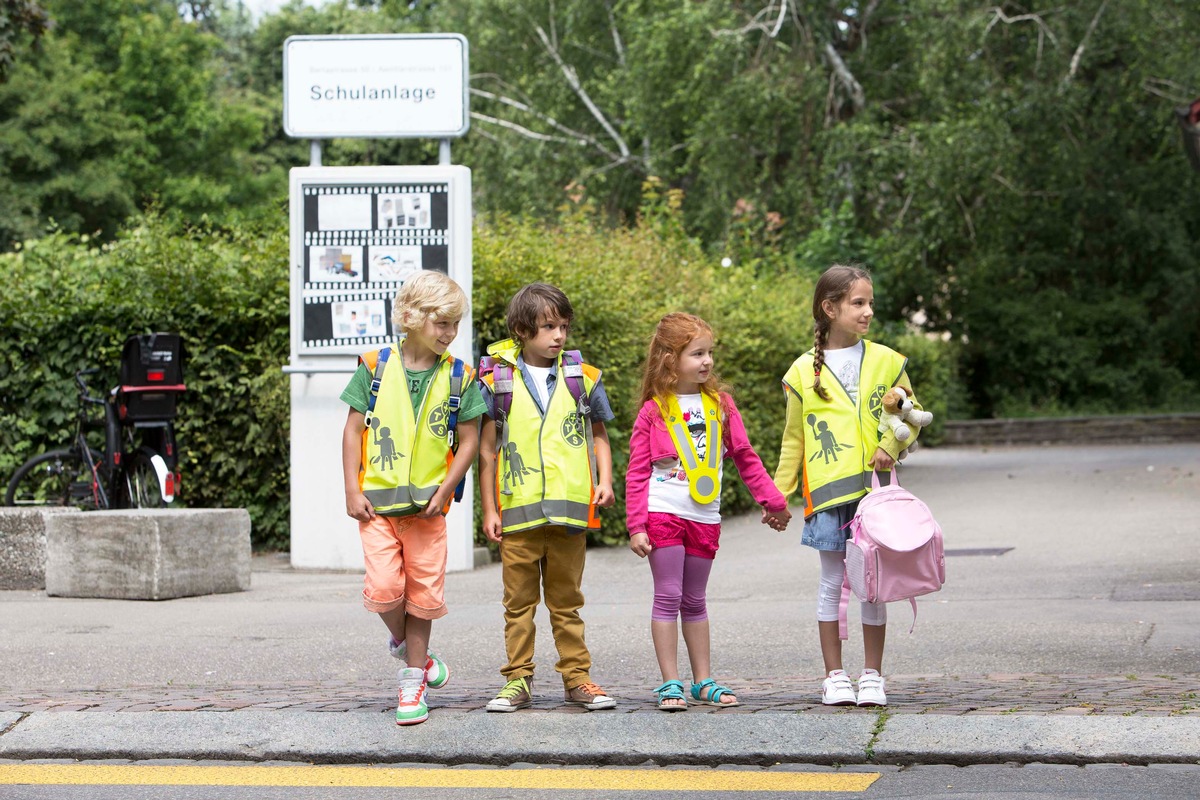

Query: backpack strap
447,357,469,503
363,346,391,428
561,350,598,486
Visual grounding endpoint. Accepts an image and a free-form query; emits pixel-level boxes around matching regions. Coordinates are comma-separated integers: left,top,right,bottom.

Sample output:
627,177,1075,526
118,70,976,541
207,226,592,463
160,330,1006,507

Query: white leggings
817,550,887,626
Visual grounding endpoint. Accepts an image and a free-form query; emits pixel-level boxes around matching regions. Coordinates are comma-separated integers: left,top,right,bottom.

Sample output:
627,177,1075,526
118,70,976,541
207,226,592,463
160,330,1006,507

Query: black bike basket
117,333,186,422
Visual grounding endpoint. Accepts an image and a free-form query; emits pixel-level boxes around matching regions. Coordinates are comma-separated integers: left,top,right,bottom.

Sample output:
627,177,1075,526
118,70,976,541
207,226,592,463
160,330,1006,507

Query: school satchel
838,466,946,640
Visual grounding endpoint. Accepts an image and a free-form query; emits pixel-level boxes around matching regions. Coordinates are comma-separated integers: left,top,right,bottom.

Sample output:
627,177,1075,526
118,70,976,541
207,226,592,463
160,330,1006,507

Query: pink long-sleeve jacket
625,393,787,536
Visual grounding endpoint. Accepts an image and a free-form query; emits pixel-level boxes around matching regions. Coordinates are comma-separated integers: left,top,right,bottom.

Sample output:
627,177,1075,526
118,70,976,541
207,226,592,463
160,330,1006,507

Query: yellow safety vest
483,345,600,534
782,340,908,517
359,344,459,516
654,391,723,505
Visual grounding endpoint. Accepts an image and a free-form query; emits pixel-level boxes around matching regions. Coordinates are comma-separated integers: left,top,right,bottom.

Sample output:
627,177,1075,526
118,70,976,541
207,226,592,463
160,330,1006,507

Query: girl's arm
773,385,806,496
624,405,655,539
722,395,787,512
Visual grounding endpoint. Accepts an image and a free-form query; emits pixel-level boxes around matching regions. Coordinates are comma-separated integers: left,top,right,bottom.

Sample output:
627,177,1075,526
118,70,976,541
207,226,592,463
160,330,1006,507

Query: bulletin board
288,166,472,358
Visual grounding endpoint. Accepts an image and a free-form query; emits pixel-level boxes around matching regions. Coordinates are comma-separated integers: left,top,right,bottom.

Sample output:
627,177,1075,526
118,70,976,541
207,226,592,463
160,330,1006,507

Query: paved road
3,443,1196,687
0,443,1197,770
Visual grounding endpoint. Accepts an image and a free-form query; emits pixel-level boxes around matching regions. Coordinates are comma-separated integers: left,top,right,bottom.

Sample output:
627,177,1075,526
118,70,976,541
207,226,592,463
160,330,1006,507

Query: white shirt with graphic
822,341,864,405
647,393,722,524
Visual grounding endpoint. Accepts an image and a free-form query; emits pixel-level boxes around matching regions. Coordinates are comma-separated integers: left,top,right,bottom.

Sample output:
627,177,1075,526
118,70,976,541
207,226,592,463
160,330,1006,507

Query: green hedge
0,219,293,549
0,211,956,549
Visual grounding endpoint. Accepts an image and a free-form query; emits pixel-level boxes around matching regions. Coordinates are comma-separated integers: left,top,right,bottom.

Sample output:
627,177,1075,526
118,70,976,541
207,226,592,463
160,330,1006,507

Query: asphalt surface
1,443,1198,767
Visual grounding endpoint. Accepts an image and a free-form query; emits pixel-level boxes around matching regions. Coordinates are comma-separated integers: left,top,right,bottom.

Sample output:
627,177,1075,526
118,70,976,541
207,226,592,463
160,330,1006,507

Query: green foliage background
0,203,955,549
0,0,1196,547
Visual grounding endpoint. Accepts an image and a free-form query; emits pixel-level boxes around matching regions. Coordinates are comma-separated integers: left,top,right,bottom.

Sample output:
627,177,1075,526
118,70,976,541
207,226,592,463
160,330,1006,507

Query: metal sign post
282,36,474,571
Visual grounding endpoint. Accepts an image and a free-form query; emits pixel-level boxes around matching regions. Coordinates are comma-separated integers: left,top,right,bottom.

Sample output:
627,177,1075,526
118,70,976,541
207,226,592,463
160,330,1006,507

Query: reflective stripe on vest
782,340,908,517
360,345,457,515
495,355,598,534
654,391,723,505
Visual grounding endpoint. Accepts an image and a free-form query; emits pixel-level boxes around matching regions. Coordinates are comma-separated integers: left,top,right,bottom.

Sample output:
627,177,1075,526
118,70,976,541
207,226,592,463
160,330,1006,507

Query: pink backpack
839,466,945,639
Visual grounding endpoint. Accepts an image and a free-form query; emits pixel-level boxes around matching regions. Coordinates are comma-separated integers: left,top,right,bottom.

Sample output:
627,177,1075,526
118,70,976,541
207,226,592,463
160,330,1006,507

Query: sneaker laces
496,678,528,699
576,682,607,698
399,675,425,704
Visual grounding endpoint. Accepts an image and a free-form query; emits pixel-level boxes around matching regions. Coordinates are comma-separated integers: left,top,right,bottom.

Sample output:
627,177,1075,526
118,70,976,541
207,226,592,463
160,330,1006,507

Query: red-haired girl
626,312,791,711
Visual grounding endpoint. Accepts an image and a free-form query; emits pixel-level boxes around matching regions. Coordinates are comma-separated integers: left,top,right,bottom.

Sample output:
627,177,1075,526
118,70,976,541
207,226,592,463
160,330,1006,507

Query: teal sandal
689,678,739,707
653,680,688,712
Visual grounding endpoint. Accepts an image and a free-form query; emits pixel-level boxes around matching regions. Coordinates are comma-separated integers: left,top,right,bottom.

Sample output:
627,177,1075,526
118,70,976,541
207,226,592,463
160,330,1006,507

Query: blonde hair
391,271,468,332
637,312,730,408
811,264,872,401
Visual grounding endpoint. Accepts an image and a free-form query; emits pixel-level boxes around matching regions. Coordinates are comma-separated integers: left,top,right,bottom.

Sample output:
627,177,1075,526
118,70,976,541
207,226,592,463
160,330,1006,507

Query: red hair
637,312,731,408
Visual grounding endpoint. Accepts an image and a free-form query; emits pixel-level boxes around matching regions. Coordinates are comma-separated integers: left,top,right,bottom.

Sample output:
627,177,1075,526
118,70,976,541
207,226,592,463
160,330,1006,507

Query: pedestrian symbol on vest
502,441,540,494
369,417,404,470
561,411,585,448
806,413,852,465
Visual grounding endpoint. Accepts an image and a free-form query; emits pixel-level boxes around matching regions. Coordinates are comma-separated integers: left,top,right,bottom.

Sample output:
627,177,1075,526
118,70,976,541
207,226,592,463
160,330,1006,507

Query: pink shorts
646,512,721,559
358,513,448,619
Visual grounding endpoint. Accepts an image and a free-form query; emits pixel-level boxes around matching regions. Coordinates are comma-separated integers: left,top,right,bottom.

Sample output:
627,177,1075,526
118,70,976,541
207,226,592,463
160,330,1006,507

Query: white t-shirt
822,341,864,405
647,393,722,524
524,364,552,412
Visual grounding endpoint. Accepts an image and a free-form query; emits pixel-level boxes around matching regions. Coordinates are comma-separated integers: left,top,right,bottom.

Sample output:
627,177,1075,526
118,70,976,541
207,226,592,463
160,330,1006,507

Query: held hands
346,491,376,522
629,532,652,558
592,482,616,508
761,505,792,532
868,447,895,472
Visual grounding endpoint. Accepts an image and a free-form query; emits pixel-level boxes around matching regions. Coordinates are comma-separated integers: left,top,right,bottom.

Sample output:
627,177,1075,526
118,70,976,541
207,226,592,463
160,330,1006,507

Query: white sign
284,34,469,139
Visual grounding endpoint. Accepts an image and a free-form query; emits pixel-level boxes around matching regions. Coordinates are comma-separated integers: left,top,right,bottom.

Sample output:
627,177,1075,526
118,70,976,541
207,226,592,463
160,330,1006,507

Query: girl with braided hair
773,264,927,708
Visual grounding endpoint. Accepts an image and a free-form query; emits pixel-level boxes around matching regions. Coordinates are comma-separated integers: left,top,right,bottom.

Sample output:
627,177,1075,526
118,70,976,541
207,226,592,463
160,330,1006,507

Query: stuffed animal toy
878,386,933,443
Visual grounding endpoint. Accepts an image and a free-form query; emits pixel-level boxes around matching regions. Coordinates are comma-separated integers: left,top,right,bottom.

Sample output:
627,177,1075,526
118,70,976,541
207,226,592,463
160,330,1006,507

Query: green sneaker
395,667,428,726
486,676,533,713
388,638,450,689
423,651,450,690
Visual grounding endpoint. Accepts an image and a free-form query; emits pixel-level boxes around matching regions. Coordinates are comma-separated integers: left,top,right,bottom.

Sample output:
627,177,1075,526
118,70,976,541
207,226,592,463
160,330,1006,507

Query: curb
2,711,1198,767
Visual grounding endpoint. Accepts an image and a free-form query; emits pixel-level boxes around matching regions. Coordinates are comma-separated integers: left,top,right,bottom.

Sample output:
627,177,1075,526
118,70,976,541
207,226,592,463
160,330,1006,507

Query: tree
0,0,48,81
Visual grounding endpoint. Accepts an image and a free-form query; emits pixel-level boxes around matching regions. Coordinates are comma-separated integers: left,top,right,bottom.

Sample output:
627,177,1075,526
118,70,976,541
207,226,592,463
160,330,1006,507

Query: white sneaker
821,669,857,706
856,670,887,707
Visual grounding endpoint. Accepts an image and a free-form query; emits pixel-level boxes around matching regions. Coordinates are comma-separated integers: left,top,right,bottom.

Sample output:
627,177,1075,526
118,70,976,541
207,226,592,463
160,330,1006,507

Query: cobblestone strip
1,674,1197,716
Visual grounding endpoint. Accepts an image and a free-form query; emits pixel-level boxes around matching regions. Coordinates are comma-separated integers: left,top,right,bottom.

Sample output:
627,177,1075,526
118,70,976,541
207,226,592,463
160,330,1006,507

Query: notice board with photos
288,166,472,358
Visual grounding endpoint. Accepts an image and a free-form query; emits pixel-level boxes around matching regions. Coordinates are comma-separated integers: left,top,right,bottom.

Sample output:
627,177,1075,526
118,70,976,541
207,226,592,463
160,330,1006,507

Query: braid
810,263,871,403
812,321,831,401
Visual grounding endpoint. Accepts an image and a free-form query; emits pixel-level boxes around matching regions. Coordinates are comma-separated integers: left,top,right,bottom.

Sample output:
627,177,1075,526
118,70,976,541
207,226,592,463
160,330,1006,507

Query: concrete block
44,509,251,600
0,507,79,590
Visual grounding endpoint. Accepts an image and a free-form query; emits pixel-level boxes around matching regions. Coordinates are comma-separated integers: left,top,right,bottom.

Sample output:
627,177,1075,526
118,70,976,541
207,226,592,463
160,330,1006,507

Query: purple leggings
648,545,714,623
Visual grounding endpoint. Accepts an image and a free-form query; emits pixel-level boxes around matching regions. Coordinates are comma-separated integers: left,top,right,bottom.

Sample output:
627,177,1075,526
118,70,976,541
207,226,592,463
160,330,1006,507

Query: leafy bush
0,217,292,549
0,207,957,549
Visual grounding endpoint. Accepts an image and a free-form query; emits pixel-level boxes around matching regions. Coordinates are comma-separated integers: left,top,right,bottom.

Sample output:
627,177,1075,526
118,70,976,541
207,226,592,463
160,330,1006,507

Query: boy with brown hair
478,282,618,712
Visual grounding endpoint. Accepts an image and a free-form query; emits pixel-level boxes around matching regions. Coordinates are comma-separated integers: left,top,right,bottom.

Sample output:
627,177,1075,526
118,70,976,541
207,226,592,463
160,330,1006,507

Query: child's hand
868,448,895,471
592,482,616,508
346,492,375,522
761,506,791,531
482,509,503,543
415,498,446,519
629,532,652,558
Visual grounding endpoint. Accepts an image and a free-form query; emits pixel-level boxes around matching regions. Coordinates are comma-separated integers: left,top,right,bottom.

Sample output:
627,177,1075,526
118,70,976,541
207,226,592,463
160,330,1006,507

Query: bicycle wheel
119,450,166,509
5,448,108,509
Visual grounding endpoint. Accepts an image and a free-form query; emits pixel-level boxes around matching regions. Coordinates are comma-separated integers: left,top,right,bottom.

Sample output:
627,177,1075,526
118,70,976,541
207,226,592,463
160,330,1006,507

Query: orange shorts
358,513,448,619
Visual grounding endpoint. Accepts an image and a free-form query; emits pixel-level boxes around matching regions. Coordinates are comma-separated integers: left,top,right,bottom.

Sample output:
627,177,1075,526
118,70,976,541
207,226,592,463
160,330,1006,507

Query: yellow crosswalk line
0,764,879,792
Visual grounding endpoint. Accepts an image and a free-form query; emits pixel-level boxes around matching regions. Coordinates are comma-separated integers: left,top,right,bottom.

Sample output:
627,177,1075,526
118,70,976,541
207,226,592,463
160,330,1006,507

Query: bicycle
5,334,185,510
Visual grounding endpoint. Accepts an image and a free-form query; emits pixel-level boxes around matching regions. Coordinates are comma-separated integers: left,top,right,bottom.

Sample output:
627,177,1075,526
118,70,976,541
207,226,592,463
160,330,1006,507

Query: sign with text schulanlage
283,34,469,139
